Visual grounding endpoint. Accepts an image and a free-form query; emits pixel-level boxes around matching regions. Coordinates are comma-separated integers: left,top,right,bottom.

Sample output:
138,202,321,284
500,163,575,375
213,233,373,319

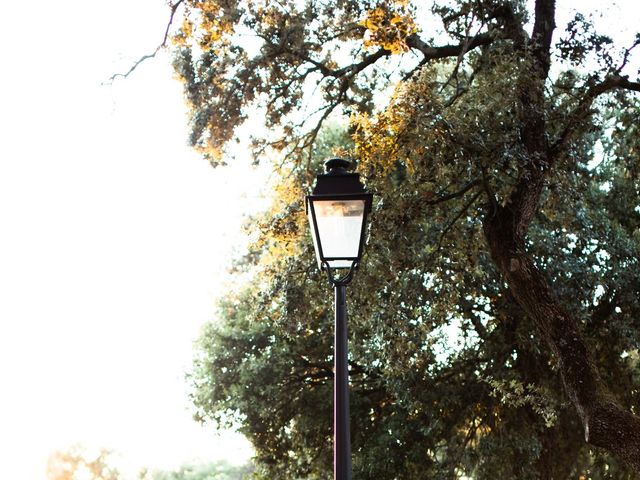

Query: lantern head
306,158,373,271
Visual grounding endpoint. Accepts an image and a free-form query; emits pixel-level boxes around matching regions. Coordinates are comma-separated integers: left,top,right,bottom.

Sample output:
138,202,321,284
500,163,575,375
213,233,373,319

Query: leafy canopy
165,0,640,478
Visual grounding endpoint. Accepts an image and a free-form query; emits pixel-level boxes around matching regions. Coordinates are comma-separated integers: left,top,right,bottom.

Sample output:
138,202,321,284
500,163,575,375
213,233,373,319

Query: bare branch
107,0,184,83
616,36,640,73
277,45,389,80
333,49,389,77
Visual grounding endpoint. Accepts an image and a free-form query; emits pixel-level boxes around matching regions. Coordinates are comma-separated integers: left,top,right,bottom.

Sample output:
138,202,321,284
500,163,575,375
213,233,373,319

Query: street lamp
306,158,373,480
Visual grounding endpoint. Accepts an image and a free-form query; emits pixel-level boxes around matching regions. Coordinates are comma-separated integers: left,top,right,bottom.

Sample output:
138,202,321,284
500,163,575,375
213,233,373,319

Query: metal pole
334,284,352,480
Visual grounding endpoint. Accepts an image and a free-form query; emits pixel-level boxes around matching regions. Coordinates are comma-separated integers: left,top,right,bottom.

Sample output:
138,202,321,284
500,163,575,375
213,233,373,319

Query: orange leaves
359,1,417,54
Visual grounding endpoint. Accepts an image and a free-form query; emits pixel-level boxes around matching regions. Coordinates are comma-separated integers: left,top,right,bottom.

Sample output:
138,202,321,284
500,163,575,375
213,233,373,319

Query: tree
47,445,121,480
162,0,640,477
140,460,254,480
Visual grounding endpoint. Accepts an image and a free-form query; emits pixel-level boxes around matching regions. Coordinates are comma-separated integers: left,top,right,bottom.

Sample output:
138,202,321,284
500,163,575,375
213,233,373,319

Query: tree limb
530,0,556,76
482,223,640,469
435,190,482,254
426,179,481,206
107,0,184,83
552,75,640,156
405,32,494,60
494,1,557,241
616,36,640,72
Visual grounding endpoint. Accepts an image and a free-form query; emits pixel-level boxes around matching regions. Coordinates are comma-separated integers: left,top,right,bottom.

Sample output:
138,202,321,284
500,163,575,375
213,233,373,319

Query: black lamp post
306,158,373,480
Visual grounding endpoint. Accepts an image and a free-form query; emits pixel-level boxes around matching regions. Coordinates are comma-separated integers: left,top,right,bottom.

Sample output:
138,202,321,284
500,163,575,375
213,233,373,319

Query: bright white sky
0,1,637,479
0,0,260,478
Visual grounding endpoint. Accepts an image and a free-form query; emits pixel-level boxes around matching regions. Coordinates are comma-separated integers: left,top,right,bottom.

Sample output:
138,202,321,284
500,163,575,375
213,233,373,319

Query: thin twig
426,179,481,206
434,190,483,254
107,0,185,83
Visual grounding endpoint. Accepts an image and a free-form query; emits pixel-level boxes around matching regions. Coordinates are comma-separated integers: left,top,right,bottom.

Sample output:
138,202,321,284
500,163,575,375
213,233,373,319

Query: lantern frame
306,159,373,284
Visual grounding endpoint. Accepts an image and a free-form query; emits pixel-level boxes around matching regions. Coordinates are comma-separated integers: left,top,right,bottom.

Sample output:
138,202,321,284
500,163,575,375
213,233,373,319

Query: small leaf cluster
360,1,417,54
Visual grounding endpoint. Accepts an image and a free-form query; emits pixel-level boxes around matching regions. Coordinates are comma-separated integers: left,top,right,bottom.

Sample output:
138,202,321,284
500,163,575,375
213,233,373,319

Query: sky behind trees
0,0,256,478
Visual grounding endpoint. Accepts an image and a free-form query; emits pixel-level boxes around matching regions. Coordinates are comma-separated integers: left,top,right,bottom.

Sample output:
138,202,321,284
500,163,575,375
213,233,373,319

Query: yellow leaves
359,1,417,54
329,145,351,160
199,1,223,16
249,166,307,271
258,5,283,28
204,145,224,163
182,18,193,38
351,111,396,174
172,18,194,46
352,112,396,174
172,1,235,50
351,69,441,178
360,7,385,31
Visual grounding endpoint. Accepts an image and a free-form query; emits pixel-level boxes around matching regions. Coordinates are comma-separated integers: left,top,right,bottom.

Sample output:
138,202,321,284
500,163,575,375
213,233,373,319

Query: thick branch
490,3,528,47
498,5,556,239
484,195,640,472
506,177,547,241
530,0,556,76
552,75,640,155
617,76,640,92
405,33,494,60
483,35,640,463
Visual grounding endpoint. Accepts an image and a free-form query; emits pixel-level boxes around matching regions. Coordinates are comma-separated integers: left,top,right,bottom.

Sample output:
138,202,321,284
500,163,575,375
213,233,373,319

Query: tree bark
483,201,640,471
478,0,640,470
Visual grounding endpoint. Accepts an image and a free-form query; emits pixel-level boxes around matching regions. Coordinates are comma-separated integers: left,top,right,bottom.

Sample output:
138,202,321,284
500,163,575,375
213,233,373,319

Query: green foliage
190,108,637,477
143,460,254,480
172,0,640,478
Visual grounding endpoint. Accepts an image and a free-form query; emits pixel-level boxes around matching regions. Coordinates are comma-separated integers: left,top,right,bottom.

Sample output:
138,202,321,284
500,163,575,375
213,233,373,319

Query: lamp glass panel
308,206,323,269
312,199,365,267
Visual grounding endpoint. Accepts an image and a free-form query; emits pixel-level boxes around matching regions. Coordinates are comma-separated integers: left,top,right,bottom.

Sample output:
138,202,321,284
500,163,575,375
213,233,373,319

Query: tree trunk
483,204,640,471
